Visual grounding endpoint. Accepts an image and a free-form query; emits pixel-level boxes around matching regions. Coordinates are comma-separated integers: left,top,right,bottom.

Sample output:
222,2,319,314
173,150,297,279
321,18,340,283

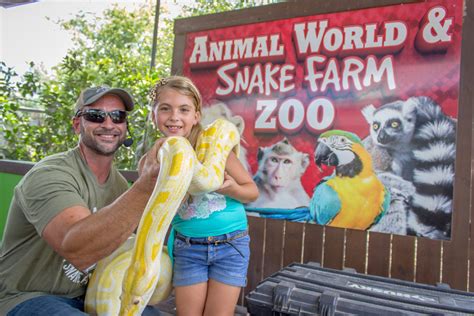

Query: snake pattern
84,118,240,315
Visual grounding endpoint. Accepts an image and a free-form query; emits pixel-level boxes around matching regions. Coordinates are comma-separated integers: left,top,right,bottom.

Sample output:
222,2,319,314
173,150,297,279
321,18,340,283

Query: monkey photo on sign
246,138,310,209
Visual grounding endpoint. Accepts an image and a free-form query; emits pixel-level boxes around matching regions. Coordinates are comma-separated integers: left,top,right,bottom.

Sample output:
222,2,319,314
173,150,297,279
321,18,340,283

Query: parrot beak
315,142,338,171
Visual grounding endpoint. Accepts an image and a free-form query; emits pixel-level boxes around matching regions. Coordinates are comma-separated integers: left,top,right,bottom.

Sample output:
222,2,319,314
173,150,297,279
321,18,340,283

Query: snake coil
84,118,240,315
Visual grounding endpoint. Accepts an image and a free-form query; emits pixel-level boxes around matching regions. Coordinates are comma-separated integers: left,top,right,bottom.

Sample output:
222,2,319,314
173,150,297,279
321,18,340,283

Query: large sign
182,0,463,240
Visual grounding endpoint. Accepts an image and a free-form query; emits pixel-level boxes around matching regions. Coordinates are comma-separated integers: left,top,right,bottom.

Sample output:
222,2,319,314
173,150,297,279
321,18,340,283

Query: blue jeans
7,295,86,316
173,229,250,287
7,295,161,316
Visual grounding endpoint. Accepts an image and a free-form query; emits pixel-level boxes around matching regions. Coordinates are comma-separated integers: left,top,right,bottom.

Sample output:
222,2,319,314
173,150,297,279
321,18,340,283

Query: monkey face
257,139,310,189
262,154,299,187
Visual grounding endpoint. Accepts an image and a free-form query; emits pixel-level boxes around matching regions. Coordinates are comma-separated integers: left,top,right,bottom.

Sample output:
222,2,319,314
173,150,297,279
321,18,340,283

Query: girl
149,76,258,316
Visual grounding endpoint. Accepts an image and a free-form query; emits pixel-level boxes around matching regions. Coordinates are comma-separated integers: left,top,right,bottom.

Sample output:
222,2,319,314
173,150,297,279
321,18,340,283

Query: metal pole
150,0,161,71
135,0,161,167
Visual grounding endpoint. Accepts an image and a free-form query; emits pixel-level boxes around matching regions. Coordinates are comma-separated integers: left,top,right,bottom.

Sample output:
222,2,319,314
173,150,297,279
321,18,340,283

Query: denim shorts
173,229,250,287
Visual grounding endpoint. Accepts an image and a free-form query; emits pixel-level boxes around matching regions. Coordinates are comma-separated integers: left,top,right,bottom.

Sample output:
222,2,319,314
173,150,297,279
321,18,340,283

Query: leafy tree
180,0,281,16
0,62,50,161
0,0,279,169
1,4,168,168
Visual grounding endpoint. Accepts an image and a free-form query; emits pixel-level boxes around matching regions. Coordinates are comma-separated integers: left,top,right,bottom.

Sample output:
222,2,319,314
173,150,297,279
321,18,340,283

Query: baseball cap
75,85,134,113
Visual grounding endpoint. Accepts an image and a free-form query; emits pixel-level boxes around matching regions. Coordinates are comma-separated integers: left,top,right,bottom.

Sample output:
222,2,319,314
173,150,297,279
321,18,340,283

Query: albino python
84,118,240,315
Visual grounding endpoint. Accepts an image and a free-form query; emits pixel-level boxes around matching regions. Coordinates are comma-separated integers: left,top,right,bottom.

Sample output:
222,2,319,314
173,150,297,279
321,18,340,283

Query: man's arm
42,140,163,271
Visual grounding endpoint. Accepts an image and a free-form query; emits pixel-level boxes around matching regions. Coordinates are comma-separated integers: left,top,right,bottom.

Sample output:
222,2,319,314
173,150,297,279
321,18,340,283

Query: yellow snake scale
84,118,240,315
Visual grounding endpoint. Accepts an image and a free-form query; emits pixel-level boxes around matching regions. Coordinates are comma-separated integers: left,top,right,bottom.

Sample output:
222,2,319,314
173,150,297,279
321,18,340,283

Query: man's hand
136,138,166,193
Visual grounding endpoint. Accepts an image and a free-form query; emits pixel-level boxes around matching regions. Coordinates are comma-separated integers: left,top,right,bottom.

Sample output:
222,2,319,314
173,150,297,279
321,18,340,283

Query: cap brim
83,88,134,111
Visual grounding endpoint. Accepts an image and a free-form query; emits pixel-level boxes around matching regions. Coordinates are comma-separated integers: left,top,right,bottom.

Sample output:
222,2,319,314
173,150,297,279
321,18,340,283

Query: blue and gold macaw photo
310,130,390,230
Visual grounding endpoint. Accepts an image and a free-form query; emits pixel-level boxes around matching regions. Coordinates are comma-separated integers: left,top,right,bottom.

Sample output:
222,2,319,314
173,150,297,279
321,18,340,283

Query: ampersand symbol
423,7,453,43
415,6,454,53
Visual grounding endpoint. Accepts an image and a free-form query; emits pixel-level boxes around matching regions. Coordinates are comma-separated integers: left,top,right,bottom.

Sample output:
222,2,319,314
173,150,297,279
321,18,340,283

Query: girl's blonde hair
150,76,203,147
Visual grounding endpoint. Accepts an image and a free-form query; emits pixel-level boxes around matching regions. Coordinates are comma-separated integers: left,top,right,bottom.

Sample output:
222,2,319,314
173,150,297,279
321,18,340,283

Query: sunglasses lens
109,110,127,124
83,110,106,123
79,109,126,124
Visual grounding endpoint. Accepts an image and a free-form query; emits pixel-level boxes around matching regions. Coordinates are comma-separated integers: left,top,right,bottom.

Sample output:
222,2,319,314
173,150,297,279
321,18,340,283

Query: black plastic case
246,262,474,315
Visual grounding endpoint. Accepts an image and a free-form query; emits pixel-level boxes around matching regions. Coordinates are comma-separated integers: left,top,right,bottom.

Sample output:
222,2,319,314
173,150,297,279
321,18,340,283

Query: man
0,86,163,315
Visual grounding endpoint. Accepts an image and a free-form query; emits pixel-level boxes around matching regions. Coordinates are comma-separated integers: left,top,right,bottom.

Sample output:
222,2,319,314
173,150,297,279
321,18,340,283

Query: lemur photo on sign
181,0,462,241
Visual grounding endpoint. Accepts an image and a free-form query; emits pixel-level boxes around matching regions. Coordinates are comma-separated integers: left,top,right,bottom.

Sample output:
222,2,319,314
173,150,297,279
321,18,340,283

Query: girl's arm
216,151,259,203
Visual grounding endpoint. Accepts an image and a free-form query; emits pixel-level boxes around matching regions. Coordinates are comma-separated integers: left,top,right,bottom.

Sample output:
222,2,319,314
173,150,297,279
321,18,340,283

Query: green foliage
178,0,281,16
0,62,57,161
1,4,169,168
0,0,279,169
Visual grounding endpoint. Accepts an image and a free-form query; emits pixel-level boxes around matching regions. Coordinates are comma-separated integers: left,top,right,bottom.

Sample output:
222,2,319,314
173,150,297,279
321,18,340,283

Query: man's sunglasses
76,109,127,124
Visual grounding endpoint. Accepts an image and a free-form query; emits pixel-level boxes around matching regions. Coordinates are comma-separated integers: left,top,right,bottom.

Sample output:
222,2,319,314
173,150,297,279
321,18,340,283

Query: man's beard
80,124,125,156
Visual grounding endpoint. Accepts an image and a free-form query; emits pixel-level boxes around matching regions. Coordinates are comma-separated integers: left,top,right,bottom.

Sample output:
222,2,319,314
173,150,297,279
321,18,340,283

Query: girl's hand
216,172,237,195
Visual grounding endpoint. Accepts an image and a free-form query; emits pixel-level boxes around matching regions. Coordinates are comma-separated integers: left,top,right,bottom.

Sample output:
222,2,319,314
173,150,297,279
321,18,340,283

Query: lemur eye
373,123,379,130
391,121,400,128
